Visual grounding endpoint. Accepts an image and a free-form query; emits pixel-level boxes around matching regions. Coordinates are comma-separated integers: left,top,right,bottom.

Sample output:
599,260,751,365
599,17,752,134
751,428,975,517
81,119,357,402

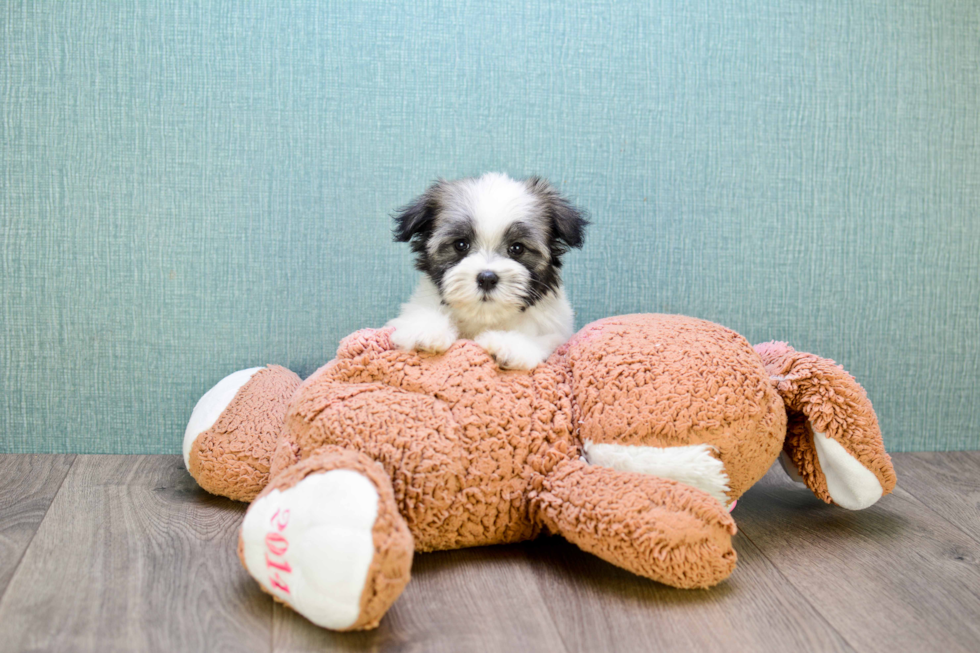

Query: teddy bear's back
284,328,577,551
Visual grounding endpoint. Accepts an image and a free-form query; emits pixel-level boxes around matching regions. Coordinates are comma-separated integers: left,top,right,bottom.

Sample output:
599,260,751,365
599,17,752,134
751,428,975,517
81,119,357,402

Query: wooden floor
0,454,978,652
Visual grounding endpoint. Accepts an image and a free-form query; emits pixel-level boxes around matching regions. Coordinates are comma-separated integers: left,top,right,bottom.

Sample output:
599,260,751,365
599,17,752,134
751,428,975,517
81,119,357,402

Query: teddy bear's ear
754,342,897,510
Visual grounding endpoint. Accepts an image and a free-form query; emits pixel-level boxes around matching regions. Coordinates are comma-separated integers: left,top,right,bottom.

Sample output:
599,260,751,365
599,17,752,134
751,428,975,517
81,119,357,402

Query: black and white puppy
387,172,588,370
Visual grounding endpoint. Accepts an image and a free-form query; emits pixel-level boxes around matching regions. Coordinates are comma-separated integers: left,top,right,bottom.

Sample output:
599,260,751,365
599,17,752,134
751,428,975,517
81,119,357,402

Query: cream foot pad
240,470,380,630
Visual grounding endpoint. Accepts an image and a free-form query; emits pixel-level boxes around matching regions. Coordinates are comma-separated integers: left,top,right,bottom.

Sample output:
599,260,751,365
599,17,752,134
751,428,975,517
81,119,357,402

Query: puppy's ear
393,181,443,243
526,176,589,250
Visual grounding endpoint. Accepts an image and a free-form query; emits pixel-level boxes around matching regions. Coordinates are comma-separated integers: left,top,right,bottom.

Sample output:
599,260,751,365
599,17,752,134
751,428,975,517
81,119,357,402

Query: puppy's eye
508,243,525,256
453,239,470,253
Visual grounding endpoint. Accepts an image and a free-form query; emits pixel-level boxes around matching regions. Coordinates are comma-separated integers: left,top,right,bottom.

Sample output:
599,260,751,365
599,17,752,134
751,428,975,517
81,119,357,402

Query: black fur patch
499,222,560,307
522,177,589,306
392,181,442,243
423,219,475,290
391,181,449,284
525,176,590,257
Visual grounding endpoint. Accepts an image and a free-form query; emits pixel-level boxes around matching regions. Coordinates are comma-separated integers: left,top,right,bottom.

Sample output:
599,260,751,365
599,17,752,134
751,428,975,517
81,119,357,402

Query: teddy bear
183,313,896,631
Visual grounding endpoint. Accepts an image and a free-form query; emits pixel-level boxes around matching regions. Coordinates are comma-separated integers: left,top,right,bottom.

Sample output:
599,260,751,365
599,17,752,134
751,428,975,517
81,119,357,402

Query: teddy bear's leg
754,341,897,510
184,365,301,502
285,377,474,550
530,459,738,589
238,446,413,631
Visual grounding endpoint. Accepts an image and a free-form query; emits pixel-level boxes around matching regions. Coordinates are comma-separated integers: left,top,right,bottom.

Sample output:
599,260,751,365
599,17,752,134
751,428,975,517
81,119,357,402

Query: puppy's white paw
388,314,458,354
475,331,548,370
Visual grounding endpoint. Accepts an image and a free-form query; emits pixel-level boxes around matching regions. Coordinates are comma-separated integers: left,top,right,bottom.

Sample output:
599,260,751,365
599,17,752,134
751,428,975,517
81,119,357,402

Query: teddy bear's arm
530,459,737,589
754,342,897,510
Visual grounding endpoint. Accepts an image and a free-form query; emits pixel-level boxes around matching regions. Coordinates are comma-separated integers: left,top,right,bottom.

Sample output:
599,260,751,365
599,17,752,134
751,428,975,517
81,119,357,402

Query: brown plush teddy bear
183,313,896,631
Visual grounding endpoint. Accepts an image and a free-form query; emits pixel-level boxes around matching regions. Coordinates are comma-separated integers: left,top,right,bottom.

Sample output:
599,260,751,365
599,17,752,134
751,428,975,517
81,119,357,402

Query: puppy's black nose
476,270,499,291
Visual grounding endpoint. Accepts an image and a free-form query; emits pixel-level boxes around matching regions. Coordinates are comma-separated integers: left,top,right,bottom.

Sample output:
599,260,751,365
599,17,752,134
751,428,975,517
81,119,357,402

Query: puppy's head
393,173,588,317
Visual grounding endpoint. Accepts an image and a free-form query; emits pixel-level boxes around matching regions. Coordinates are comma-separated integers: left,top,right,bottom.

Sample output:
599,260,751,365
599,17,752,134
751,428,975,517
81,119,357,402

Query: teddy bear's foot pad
240,469,380,630
183,365,302,502
183,367,264,470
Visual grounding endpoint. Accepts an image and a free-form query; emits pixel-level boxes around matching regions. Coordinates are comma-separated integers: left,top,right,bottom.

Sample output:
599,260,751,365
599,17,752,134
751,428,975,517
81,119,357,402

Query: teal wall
2,1,978,454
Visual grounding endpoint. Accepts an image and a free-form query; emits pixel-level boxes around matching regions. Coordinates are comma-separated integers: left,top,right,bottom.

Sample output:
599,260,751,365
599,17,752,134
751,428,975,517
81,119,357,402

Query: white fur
388,277,574,369
183,367,263,470
389,173,576,369
440,253,531,323
583,440,732,507
811,425,884,510
388,284,461,353
440,172,539,246
240,470,379,630
390,277,573,369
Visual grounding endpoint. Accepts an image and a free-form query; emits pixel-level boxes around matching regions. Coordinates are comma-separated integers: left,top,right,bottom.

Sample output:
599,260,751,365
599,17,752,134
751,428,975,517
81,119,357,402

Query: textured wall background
2,1,978,454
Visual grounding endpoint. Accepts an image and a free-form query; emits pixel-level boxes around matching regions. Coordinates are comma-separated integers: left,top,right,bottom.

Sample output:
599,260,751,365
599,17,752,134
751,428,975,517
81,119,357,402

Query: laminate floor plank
891,451,980,543
0,455,75,598
735,455,980,653
0,455,271,653
526,533,852,653
273,545,569,653
2,453,979,652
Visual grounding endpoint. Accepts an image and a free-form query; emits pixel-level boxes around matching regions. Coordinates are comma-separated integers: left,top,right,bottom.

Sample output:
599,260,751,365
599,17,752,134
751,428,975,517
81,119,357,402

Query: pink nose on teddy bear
183,313,895,631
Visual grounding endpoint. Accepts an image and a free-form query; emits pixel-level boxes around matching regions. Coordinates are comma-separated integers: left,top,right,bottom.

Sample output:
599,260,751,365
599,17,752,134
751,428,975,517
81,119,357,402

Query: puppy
387,172,588,370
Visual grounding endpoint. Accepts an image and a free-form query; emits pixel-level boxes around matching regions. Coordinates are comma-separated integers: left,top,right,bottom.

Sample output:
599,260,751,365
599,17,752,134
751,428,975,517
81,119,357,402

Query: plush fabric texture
561,314,785,501
530,459,738,588
186,313,896,630
188,365,301,502
285,326,575,551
